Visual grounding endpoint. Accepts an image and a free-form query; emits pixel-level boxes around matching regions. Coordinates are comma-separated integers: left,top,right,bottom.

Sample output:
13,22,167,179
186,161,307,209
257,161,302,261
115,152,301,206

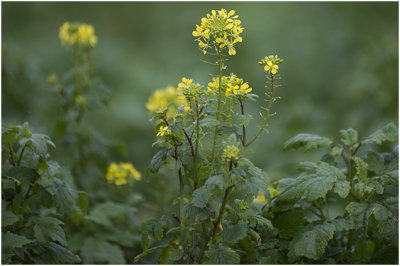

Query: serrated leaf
199,117,219,127
293,223,335,260
330,218,354,231
28,216,67,246
149,148,172,173
339,128,358,146
334,179,351,198
6,167,39,184
363,122,398,145
354,157,368,182
276,211,307,238
2,232,32,249
205,244,240,264
205,175,223,190
238,114,252,127
221,223,248,243
345,202,368,229
365,151,385,175
19,133,55,157
40,242,80,264
53,178,75,215
284,134,332,151
275,162,344,202
248,215,273,229
192,187,211,208
182,203,195,219
2,210,19,227
370,203,390,222
81,237,125,264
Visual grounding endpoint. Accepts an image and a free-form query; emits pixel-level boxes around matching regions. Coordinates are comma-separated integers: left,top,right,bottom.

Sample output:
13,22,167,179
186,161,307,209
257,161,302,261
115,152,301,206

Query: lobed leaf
363,122,398,145
284,134,332,152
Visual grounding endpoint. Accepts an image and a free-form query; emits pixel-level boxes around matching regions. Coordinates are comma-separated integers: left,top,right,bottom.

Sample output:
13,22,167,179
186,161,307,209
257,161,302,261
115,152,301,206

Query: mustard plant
137,9,284,264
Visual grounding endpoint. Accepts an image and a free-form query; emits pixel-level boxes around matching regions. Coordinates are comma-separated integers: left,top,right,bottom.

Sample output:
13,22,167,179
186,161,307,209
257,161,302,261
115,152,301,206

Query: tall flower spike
59,21,97,48
258,55,284,75
192,9,243,56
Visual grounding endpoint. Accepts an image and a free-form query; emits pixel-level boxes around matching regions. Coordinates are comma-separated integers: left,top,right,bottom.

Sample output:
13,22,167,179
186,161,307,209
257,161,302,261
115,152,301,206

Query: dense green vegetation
2,2,398,264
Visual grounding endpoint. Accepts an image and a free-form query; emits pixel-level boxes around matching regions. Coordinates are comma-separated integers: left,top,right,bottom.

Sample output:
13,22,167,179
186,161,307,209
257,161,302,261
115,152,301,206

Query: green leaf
192,186,211,208
345,202,368,229
369,203,390,222
275,162,344,202
354,157,368,182
363,122,398,145
87,202,133,227
6,167,39,184
284,134,332,152
19,133,55,158
199,117,219,127
339,128,358,146
2,232,32,249
276,211,307,238
365,151,385,175
292,223,335,260
205,244,240,264
205,175,224,190
53,178,75,215
77,191,88,214
248,215,273,229
149,148,172,173
28,216,67,246
221,223,248,243
81,237,125,264
158,246,173,264
333,179,351,198
2,210,19,227
330,218,354,231
134,244,169,263
238,114,252,127
40,242,80,264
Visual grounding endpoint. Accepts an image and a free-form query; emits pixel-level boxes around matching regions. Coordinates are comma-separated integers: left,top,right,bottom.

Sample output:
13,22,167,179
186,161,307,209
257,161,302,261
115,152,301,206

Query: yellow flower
157,125,170,137
106,162,141,186
177,77,203,98
192,9,243,56
146,86,189,118
59,21,97,48
253,186,281,203
264,61,279,74
208,74,251,98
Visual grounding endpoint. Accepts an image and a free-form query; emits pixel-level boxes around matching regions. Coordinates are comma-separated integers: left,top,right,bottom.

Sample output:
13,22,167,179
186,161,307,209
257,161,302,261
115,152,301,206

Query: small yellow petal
267,61,273,66
228,10,235,17
192,31,199,37
273,65,279,69
271,68,277,74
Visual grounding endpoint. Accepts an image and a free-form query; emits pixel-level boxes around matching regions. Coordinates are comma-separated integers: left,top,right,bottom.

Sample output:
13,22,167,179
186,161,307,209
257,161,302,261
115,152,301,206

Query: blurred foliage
2,2,398,263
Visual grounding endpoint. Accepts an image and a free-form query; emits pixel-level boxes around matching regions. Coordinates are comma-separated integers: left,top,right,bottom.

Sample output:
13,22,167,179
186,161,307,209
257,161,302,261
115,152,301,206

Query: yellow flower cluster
106,162,141,186
253,186,281,203
192,9,243,55
222,145,240,161
146,86,189,119
177,77,203,98
157,126,170,137
258,55,284,75
208,74,252,98
59,22,98,48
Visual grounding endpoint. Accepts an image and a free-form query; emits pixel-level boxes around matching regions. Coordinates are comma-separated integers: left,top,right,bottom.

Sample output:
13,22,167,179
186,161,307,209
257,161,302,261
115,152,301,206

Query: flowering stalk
245,73,275,147
240,99,246,146
211,47,223,170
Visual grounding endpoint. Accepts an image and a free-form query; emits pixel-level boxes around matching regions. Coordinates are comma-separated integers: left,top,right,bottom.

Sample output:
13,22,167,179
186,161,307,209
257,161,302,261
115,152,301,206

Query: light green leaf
28,216,67,246
330,218,354,231
370,203,390,222
248,215,273,229
77,191,88,214
2,210,19,227
293,223,335,260
339,128,358,146
205,244,240,264
192,187,211,208
354,157,368,182
365,151,385,175
345,202,368,229
238,114,253,127
284,134,332,152
221,223,248,243
199,117,219,127
87,202,133,227
205,175,223,190
334,179,351,198
19,133,55,158
3,232,32,249
275,162,344,202
363,122,398,145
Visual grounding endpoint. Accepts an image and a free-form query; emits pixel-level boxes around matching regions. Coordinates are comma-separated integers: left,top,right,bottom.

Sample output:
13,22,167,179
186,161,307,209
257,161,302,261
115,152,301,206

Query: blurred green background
2,2,398,217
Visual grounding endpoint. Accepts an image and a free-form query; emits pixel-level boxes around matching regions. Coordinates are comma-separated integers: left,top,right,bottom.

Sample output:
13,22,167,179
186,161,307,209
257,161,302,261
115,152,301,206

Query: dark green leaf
205,244,240,264
292,223,335,260
149,148,172,173
2,210,19,227
276,211,307,238
40,242,80,264
2,232,32,249
333,179,350,198
248,215,273,229
81,237,125,264
221,223,248,243
192,186,211,208
134,244,169,263
77,191,88,214
28,216,67,246
199,117,219,127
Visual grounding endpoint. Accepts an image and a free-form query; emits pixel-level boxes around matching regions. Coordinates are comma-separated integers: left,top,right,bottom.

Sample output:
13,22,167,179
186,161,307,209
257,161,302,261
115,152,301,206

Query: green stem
211,47,223,170
245,73,274,148
194,97,200,185
228,98,231,127
17,144,27,166
240,99,246,146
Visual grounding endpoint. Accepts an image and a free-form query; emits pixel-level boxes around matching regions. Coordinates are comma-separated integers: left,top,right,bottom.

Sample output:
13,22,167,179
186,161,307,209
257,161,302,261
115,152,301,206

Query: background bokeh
2,2,398,217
